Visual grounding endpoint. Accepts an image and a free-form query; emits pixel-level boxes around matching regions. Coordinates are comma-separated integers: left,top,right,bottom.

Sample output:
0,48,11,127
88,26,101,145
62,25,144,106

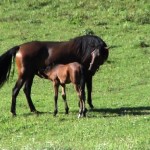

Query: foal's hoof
78,114,82,118
78,111,87,118
78,114,86,118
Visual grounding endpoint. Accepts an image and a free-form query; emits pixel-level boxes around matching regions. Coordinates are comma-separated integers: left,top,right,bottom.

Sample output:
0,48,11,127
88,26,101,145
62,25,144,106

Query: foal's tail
0,46,20,88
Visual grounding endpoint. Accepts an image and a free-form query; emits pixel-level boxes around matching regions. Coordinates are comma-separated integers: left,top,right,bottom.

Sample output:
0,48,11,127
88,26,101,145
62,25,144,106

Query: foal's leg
23,75,37,113
53,81,59,116
86,75,94,109
61,85,69,114
11,77,25,116
74,85,85,118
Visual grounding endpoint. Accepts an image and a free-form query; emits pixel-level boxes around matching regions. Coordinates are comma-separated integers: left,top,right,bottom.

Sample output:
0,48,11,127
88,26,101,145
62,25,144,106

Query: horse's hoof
65,108,69,114
85,108,88,112
65,111,69,115
12,113,16,117
53,110,58,117
11,111,16,117
83,113,86,117
31,110,40,114
89,104,94,109
53,113,57,117
35,110,41,114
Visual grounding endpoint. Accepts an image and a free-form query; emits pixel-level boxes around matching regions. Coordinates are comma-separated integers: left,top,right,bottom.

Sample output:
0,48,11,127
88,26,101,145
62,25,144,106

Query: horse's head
88,46,109,75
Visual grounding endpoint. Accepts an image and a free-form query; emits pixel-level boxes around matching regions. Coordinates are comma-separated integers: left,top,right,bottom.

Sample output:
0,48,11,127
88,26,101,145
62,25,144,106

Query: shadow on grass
22,111,52,117
20,106,150,118
21,110,73,117
89,106,150,117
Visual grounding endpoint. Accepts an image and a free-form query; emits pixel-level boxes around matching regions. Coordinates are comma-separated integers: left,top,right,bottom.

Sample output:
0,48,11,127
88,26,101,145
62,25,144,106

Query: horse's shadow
21,106,150,118
22,111,51,117
89,106,150,117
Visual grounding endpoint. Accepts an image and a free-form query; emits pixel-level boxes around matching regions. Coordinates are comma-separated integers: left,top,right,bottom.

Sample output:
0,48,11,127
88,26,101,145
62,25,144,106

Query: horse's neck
46,41,82,65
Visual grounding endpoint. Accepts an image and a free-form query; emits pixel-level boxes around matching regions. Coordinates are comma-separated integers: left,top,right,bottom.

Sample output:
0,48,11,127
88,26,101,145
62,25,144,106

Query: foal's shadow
89,106,150,117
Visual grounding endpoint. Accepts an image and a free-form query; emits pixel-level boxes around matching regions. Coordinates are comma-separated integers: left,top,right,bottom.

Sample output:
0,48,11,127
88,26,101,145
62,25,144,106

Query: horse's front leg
80,74,86,117
81,88,86,117
86,75,94,109
53,81,59,116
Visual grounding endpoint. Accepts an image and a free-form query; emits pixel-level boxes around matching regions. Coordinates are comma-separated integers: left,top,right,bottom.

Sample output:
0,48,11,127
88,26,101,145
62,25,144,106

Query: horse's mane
70,35,107,63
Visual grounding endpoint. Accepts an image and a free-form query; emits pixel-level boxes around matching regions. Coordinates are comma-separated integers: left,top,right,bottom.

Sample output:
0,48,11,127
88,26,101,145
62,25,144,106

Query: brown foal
38,62,86,118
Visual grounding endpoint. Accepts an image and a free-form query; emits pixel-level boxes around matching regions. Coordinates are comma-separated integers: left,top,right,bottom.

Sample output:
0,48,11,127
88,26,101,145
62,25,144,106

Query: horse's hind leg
61,85,69,114
23,75,37,113
11,77,25,116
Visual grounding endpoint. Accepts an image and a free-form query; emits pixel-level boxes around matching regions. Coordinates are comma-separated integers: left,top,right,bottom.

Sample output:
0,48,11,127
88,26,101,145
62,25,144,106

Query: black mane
71,35,107,63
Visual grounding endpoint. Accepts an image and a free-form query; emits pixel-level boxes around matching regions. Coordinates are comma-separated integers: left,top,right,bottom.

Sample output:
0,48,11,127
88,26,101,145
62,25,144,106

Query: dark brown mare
38,62,86,118
0,35,109,116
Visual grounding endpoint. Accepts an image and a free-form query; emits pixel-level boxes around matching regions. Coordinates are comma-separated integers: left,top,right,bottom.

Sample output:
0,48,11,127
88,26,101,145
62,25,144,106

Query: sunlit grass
0,0,150,149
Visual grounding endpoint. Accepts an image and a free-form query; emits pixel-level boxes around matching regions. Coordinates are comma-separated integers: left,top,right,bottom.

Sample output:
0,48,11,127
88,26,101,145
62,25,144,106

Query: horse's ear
105,47,111,50
88,43,95,48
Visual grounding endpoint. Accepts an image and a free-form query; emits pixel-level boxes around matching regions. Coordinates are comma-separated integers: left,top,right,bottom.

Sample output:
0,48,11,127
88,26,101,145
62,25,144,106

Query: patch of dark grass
134,40,150,50
124,11,150,24
143,49,150,55
140,41,149,48
68,14,88,26
27,1,51,10
0,15,26,22
94,20,108,26
28,19,42,24
81,28,95,35
106,60,115,64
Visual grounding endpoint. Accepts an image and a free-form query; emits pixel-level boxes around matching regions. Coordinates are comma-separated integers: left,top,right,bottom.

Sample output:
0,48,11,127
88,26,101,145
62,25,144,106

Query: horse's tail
0,46,20,88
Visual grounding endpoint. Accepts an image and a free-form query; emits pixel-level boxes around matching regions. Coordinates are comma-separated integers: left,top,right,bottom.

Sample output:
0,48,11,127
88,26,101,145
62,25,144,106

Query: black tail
0,46,19,88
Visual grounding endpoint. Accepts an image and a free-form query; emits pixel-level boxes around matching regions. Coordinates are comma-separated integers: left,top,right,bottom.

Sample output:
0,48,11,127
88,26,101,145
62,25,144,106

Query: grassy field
0,0,150,149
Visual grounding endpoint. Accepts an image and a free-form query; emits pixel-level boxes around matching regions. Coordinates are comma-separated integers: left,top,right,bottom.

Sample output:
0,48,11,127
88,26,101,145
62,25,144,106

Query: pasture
0,0,150,149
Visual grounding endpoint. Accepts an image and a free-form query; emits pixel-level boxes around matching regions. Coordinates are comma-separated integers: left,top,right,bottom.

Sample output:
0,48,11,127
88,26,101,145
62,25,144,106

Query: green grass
0,0,150,149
